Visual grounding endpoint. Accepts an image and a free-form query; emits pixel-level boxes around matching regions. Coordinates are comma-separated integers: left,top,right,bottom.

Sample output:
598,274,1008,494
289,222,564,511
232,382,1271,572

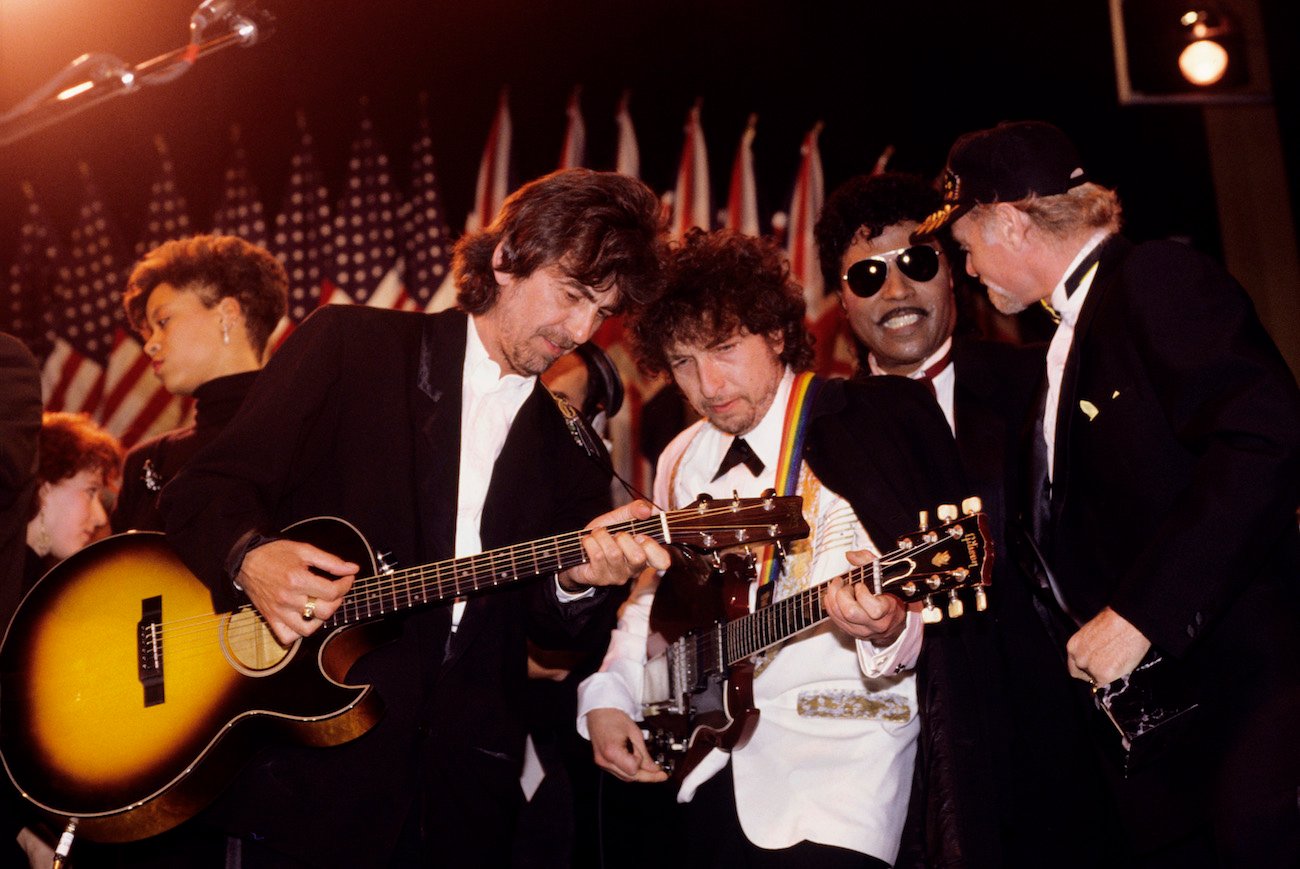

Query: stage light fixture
1110,0,1269,105
1178,10,1231,85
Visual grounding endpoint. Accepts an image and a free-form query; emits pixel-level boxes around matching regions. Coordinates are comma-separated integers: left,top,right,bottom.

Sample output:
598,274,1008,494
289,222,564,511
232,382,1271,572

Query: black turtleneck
111,370,260,533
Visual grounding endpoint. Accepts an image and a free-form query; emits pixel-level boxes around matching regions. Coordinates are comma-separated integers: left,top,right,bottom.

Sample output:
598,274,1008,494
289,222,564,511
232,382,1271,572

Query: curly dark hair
454,168,664,315
125,235,289,357
30,412,123,519
814,172,947,295
630,229,813,377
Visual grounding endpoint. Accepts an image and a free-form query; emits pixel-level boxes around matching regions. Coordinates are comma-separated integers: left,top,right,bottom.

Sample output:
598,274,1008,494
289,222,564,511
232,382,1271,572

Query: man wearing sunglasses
916,120,1300,867
816,172,1110,867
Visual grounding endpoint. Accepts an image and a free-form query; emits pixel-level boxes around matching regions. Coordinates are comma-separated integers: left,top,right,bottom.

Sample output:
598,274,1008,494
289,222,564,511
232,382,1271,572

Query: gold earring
221,321,231,345
36,511,51,555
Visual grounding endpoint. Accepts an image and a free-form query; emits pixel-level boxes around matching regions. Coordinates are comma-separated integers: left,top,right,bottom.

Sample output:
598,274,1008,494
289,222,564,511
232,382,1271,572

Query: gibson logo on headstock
963,532,979,566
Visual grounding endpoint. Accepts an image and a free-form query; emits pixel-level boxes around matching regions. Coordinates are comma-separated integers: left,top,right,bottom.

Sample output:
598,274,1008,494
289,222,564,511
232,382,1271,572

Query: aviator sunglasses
841,244,942,298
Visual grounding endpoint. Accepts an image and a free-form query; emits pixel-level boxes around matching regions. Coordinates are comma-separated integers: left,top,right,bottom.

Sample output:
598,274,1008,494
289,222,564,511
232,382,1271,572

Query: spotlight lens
1179,39,1229,85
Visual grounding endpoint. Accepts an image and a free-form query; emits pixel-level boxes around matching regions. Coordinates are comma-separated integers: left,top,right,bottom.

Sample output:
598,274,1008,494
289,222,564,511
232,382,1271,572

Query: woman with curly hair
24,411,122,576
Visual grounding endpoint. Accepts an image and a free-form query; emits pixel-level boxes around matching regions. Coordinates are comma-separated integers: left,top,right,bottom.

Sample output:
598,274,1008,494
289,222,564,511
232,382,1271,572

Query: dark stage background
1,0,1297,263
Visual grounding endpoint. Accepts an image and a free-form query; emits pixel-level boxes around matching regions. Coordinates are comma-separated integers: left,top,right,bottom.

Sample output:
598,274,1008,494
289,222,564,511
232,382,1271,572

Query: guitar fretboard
325,515,663,627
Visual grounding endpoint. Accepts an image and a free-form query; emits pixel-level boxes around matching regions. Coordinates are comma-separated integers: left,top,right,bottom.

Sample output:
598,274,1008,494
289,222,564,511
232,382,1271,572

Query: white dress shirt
577,370,921,861
1044,230,1111,482
453,317,539,627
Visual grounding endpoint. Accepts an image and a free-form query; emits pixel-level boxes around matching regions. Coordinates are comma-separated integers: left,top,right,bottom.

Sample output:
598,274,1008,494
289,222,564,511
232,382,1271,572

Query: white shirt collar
867,335,953,380
465,315,535,397
728,368,795,471
1048,230,1112,326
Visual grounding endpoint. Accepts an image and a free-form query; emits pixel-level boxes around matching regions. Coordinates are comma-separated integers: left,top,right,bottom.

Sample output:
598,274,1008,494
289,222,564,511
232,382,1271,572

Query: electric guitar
0,493,808,843
640,502,992,781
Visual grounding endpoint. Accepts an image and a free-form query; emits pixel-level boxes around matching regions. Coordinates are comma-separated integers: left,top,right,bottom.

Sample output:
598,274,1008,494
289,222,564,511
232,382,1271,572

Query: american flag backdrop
99,138,193,446
326,105,405,310
4,183,58,365
401,97,455,313
40,164,125,418
466,90,512,235
211,130,269,249
6,90,881,460
724,114,760,237
271,112,333,329
670,100,710,241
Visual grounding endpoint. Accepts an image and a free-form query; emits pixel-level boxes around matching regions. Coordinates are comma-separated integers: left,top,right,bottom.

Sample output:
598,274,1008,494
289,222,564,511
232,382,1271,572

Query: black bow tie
713,437,765,482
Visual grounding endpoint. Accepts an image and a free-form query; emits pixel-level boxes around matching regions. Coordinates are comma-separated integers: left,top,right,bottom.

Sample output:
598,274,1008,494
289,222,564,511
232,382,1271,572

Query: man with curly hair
159,169,671,866
577,229,963,867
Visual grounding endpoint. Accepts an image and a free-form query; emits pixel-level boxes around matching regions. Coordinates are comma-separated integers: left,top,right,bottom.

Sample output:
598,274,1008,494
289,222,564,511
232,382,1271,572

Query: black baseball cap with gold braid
913,120,1089,241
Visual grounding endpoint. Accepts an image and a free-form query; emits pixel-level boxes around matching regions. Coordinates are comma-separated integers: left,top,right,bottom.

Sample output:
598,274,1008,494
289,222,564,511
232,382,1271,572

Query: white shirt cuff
856,609,924,677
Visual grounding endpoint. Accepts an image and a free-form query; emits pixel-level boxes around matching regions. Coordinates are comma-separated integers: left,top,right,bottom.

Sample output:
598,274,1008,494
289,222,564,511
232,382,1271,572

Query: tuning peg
975,586,988,612
922,596,943,624
917,510,929,532
961,496,983,516
947,589,964,618
936,504,958,522
731,490,741,509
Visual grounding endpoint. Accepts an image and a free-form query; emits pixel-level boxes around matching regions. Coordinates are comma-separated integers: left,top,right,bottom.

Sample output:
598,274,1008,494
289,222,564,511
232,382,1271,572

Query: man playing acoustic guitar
159,169,672,867
577,229,967,868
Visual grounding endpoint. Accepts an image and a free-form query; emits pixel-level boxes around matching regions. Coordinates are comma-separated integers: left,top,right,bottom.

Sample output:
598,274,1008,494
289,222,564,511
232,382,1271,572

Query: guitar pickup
137,595,165,707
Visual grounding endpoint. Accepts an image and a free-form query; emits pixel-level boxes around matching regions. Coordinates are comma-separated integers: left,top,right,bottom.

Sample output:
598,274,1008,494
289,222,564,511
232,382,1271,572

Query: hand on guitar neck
556,500,673,593
238,540,359,645
239,500,672,645
823,548,910,648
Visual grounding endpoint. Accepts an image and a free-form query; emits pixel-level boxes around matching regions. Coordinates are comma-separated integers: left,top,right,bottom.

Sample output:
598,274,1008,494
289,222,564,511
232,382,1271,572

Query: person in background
112,234,288,533
10,411,123,867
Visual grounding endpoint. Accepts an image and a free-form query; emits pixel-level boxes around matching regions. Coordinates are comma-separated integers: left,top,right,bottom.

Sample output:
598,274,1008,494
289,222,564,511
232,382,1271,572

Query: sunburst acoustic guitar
0,493,808,843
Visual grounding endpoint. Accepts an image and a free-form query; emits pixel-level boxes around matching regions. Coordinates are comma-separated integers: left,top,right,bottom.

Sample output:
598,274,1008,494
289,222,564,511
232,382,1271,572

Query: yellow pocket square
1080,399,1100,421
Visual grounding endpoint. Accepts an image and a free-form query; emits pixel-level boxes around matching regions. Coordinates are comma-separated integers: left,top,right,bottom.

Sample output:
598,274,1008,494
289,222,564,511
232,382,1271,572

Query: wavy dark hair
630,229,813,377
30,412,123,520
454,168,664,315
125,235,288,357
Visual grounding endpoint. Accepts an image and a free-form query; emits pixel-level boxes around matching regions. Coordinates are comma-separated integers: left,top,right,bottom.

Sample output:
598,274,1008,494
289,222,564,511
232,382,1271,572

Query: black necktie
713,437,764,482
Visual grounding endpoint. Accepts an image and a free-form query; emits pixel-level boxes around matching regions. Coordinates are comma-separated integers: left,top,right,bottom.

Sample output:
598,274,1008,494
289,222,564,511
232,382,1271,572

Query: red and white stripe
671,101,711,240
466,90,512,233
614,91,640,180
558,86,586,171
724,114,759,236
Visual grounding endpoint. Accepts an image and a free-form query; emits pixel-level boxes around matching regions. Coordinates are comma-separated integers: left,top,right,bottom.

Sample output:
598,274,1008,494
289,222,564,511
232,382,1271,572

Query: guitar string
61,521,977,707
145,503,802,651
713,529,979,666
154,514,958,659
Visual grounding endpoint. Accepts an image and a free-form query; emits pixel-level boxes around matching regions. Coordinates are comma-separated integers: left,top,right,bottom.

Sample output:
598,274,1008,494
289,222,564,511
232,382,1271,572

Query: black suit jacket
0,334,40,630
1039,236,1300,854
161,306,619,866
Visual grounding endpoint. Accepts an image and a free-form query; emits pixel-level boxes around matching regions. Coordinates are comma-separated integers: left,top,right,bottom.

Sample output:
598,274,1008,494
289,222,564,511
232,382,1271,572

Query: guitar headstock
664,490,810,554
878,497,993,624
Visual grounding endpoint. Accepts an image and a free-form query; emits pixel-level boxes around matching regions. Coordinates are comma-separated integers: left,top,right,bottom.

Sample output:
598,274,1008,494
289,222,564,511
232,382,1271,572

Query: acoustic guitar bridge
137,595,165,707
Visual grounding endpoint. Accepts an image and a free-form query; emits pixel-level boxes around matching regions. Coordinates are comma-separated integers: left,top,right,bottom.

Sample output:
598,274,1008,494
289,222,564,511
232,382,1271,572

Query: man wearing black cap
916,120,1300,866
816,173,1110,867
